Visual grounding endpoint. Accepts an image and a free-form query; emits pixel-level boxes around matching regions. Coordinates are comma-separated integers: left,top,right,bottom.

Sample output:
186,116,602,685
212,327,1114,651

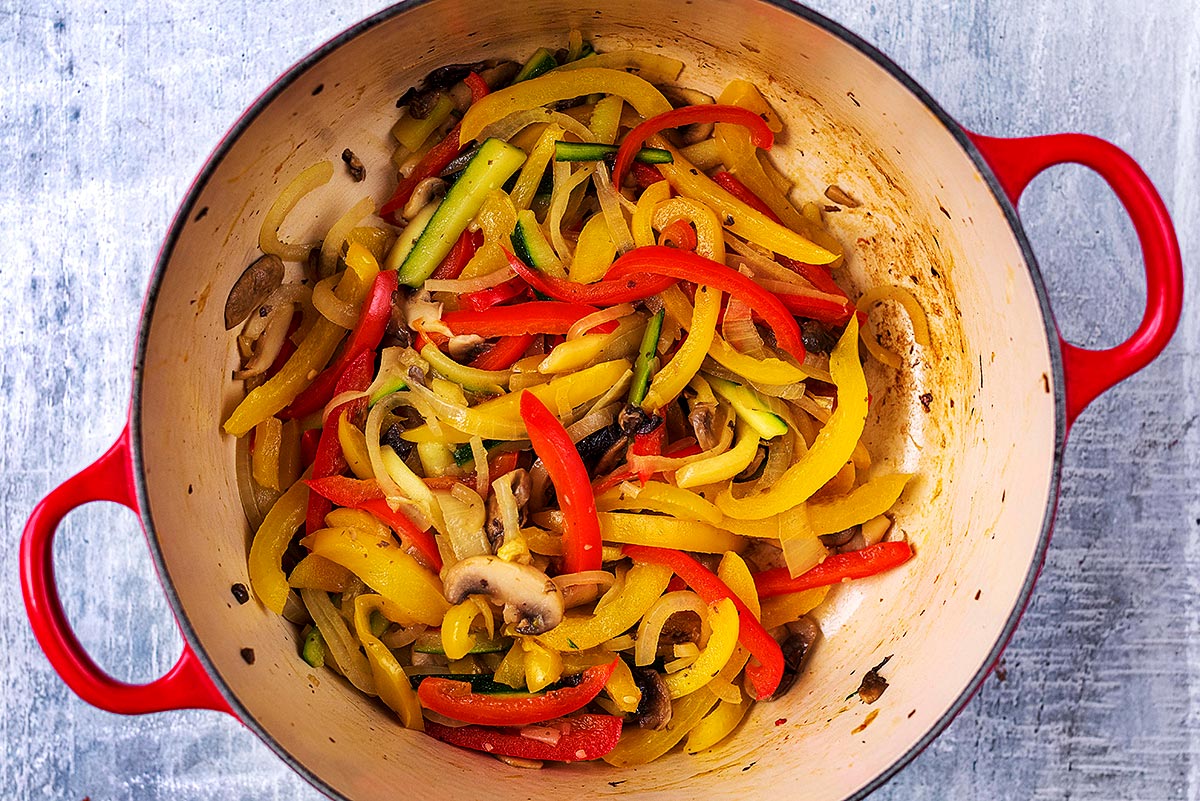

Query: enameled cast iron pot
21,1,1183,799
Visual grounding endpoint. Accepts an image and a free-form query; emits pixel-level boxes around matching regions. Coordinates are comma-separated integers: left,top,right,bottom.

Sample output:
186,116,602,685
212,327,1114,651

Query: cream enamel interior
136,2,1059,799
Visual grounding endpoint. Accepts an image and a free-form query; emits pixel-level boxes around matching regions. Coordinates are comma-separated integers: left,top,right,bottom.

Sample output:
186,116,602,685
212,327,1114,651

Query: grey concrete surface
1,0,1195,798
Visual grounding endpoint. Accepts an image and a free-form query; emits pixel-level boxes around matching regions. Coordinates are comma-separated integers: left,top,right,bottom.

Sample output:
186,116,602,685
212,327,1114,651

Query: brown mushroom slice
225,254,284,330
442,555,564,635
630,667,672,730
401,177,448,221
688,401,721,451
770,615,821,699
485,468,531,551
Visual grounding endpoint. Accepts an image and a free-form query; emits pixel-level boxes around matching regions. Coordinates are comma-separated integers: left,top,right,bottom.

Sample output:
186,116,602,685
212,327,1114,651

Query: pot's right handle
967,132,1183,429
20,427,232,716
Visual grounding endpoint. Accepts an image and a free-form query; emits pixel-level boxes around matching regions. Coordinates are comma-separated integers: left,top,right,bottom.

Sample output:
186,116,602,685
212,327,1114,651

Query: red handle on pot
20,427,232,716
967,132,1183,429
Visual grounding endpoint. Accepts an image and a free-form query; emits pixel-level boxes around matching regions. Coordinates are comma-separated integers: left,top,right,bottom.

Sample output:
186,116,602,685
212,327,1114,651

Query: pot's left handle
20,426,232,715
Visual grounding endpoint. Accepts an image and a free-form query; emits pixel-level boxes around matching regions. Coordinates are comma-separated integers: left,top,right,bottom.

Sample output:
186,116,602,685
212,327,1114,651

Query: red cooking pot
20,1,1182,799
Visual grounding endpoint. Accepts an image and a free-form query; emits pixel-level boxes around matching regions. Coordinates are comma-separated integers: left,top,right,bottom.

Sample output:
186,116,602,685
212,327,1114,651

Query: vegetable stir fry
224,33,925,769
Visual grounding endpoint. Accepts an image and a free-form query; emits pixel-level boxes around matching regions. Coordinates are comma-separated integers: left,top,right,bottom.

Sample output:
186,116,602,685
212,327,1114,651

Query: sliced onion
568,303,635,341
234,432,278,529
300,587,377,695
593,162,635,254
634,591,710,667
755,276,848,307
380,622,428,650
721,296,766,357
583,371,633,421
491,473,523,552
440,484,490,560
470,436,489,498
234,303,295,380
312,273,358,329
565,404,618,444
260,161,333,262
365,391,417,500
749,379,808,401
322,390,370,425
281,591,312,625
423,265,515,294
552,570,615,594
320,195,376,277
549,162,595,263
482,108,596,145
422,709,474,729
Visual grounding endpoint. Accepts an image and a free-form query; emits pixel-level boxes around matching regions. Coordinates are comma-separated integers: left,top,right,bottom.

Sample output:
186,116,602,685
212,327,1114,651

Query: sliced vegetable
511,208,566,277
613,104,774,186
513,47,559,83
706,375,788,439
507,249,677,305
754,541,914,598
629,308,664,407
442,301,603,337
417,658,617,725
424,713,622,762
555,141,673,164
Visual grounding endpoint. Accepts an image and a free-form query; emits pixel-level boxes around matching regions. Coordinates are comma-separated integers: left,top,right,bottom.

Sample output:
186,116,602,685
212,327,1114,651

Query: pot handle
20,426,232,715
966,132,1183,428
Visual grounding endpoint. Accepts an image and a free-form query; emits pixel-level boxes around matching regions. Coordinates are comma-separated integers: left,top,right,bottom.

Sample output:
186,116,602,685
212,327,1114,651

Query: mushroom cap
442,555,565,635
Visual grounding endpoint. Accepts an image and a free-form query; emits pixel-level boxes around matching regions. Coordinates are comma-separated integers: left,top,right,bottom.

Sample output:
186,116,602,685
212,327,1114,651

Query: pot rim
129,1,1066,798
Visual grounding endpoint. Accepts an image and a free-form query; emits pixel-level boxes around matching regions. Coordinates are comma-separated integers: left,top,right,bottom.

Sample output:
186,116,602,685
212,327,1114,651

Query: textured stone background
1,0,1195,798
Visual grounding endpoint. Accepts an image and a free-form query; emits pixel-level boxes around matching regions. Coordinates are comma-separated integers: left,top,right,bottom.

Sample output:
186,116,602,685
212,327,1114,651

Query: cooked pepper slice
613,105,774,187
469,334,536,371
417,659,617,725
442,301,605,337
622,545,785,700
429,229,484,281
506,249,677,305
520,392,602,573
281,262,397,420
424,713,622,762
305,348,375,534
607,246,805,361
459,275,529,312
754,542,914,598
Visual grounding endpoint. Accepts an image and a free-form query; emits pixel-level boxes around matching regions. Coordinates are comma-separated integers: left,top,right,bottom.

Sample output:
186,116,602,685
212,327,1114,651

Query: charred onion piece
225,254,284,330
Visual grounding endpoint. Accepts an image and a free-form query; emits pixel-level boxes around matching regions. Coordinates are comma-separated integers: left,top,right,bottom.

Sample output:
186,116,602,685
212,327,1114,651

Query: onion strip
593,162,635,254
312,273,358,329
260,161,333,262
635,591,711,667
568,303,635,341
301,587,377,695
320,195,375,277
423,265,516,294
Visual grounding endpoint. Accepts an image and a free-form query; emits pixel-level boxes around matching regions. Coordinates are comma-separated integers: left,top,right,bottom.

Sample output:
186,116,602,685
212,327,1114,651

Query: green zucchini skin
553,141,673,165
630,309,666,407
706,375,790,439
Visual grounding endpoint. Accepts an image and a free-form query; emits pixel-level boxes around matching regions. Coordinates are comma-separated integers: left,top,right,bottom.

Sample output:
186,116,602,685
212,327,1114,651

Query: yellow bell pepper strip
417,658,617,726
538,333,614,374
754,541,915,598
651,197,727,262
459,68,673,145
607,246,806,362
602,687,719,766
424,713,623,763
807,473,911,534
521,637,565,693
716,79,783,133
251,417,282,491
494,640,527,689
642,285,721,412
570,214,618,283
605,656,643,713
287,554,353,593
703,552,758,704
760,587,829,630
552,50,685,84
614,104,774,187
537,562,672,652
302,527,449,626
380,445,448,535
624,546,784,700
521,392,603,573
441,598,490,660
685,690,751,754
632,179,672,248
353,594,424,730
248,477,308,614
716,317,866,519
596,512,745,553
511,123,565,210
649,136,837,265
675,418,761,489
599,481,724,525
401,359,631,443
337,416,374,480
663,598,740,698
707,333,810,385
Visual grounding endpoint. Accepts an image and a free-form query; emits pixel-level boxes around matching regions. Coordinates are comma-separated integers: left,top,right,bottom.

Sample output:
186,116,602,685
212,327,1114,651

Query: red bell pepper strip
713,171,782,223
424,713,622,762
417,659,617,726
281,269,397,420
460,275,530,312
614,105,775,187
488,449,521,476
429,228,484,281
774,290,857,327
443,301,604,338
631,161,666,189
630,424,665,485
305,475,443,570
468,334,535,370
658,218,698,251
606,246,806,361
754,542,914,599
520,392,603,574
300,429,320,468
305,348,375,534
506,250,677,306
380,73,491,225
622,545,784,700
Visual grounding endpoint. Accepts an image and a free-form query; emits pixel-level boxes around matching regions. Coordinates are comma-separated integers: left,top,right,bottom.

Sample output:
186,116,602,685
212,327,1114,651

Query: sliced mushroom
618,405,661,437
630,667,672,730
225,254,284,330
770,616,820,699
402,177,447,221
442,555,564,635
447,334,486,362
688,402,720,451
658,86,716,145
658,610,702,645
801,320,838,355
734,444,768,482
593,433,630,476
